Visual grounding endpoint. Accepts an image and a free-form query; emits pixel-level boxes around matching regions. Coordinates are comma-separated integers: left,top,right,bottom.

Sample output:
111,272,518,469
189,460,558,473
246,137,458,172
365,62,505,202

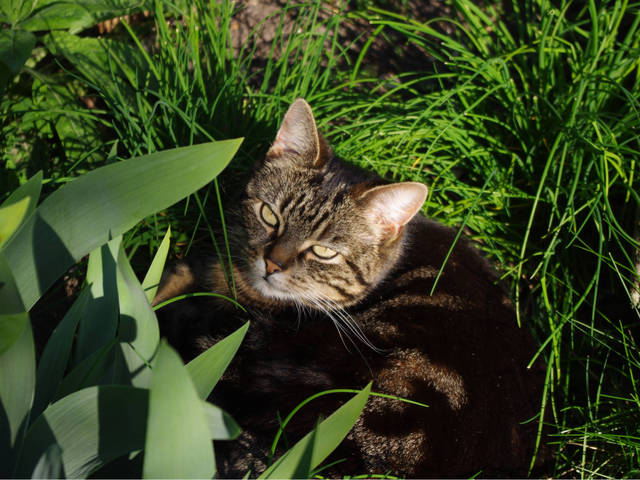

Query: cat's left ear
267,98,330,168
360,182,428,241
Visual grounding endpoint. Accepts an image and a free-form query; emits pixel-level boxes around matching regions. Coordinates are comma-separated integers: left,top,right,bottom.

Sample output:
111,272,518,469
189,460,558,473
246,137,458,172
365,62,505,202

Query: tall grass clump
43,0,369,259
339,0,639,476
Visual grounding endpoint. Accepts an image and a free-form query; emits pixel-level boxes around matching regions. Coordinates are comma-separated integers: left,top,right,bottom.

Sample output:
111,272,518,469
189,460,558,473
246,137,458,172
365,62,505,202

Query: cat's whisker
325,313,353,353
312,295,375,373
293,297,306,332
314,294,384,354
300,291,362,350
307,297,369,356
293,289,355,353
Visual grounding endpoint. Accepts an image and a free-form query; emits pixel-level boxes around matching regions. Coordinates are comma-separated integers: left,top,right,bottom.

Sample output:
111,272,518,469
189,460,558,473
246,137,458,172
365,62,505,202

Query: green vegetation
1,0,639,477
0,139,369,477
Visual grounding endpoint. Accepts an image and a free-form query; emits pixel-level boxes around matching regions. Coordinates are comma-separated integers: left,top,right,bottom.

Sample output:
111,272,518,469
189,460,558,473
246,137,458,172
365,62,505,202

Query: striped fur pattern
155,99,547,478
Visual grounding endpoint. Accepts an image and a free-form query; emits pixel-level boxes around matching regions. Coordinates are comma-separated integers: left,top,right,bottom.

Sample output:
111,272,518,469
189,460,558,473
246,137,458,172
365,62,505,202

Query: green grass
2,0,640,477
355,2,640,476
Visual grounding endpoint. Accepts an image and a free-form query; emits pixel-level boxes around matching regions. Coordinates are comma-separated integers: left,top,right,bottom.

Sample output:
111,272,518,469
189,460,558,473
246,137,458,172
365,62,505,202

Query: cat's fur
155,99,546,477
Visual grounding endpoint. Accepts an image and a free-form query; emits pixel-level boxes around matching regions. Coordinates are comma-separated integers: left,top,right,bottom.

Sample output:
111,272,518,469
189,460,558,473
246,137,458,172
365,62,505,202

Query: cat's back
212,216,546,478
162,97,547,477
345,215,546,477
358,215,522,353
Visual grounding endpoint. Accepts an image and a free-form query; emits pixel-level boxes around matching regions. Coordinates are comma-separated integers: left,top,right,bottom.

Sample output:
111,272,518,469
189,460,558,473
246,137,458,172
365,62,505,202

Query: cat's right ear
266,98,329,168
360,182,428,242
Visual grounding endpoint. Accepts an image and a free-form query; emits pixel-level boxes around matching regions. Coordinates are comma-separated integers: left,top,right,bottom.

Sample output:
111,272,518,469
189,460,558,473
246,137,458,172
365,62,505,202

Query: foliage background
1,0,639,477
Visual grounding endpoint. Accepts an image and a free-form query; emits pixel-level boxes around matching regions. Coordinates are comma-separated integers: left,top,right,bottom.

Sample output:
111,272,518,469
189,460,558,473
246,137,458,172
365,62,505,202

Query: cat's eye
311,245,338,259
260,203,278,227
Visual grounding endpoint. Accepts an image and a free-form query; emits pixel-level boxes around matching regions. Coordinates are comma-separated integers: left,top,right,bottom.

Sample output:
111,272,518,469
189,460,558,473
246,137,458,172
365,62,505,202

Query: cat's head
241,99,427,308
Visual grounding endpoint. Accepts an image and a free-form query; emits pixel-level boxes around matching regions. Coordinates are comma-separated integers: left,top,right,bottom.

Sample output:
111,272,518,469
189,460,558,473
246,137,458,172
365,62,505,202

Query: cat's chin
253,280,298,304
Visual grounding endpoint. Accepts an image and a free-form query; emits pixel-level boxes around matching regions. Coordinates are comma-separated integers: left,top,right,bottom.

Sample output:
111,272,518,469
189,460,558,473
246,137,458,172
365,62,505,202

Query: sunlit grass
6,0,640,476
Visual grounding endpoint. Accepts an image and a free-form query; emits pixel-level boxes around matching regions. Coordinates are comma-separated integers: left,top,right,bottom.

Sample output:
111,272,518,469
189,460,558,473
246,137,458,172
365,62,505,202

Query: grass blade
186,321,249,399
203,402,241,441
115,239,160,387
142,227,171,303
29,443,63,479
74,238,120,364
32,288,91,419
0,171,42,211
0,198,30,250
259,383,371,479
0,317,35,475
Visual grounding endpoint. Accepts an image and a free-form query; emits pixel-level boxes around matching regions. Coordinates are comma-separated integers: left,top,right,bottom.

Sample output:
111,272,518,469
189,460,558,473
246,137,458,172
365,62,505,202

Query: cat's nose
264,256,283,275
264,241,296,276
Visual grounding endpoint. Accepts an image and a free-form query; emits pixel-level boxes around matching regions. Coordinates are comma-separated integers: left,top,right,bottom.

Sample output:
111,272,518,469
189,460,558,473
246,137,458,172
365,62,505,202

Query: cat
154,98,547,478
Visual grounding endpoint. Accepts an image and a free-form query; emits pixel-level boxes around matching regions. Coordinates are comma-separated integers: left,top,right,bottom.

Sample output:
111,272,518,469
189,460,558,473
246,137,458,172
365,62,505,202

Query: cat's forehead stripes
279,191,296,215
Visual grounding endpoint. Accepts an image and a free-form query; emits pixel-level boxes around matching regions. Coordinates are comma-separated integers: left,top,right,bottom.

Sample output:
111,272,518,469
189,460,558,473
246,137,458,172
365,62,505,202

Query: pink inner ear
364,182,428,236
270,129,294,156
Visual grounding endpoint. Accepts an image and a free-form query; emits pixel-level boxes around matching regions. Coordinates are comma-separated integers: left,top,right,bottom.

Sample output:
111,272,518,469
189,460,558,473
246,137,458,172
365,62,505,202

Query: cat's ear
267,98,330,167
360,182,428,241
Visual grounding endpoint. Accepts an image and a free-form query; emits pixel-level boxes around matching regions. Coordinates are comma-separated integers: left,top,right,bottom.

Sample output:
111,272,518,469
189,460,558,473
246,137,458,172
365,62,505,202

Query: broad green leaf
43,31,150,103
112,238,161,388
115,241,159,386
17,386,148,478
143,341,215,479
4,138,242,310
18,0,147,33
0,252,24,314
30,443,63,479
186,322,249,399
0,246,29,353
32,288,91,419
1,0,42,24
0,198,30,249
259,383,371,479
0,29,35,73
0,317,35,473
142,227,171,302
75,238,119,364
113,343,152,388
0,171,42,248
19,385,235,478
203,402,241,441
14,84,52,137
19,4,104,32
53,341,125,401
88,450,143,478
0,312,27,355
0,170,42,212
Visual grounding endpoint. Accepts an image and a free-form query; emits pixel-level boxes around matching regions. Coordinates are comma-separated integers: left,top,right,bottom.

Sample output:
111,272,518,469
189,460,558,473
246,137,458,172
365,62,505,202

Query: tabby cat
154,99,546,478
